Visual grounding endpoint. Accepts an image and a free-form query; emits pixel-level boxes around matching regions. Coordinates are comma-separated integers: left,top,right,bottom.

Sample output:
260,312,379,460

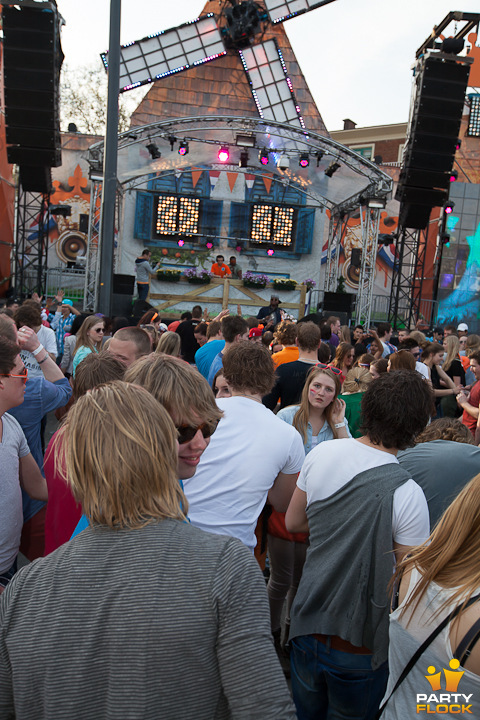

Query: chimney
343,119,356,130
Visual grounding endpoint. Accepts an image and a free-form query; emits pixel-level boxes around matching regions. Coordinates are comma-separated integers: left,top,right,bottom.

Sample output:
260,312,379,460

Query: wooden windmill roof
130,0,328,136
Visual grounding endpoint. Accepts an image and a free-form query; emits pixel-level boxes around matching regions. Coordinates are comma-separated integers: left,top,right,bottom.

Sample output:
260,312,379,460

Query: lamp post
97,0,121,315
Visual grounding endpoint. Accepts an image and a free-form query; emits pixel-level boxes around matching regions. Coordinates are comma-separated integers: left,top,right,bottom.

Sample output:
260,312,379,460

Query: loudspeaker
322,292,354,315
132,299,154,320
19,166,52,195
2,3,63,189
112,274,135,295
111,293,134,318
396,53,471,229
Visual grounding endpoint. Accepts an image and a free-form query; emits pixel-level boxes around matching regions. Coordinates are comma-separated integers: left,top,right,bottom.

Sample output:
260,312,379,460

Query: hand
456,391,469,407
331,398,346,424
212,308,230,322
17,326,40,352
45,297,54,308
55,290,65,304
31,292,43,304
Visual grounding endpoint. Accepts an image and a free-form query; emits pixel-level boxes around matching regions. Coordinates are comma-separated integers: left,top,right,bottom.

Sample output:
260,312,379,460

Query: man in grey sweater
135,248,160,301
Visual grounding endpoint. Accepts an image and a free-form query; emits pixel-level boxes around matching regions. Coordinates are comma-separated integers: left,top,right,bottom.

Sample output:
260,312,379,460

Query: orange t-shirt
211,263,231,278
271,346,299,369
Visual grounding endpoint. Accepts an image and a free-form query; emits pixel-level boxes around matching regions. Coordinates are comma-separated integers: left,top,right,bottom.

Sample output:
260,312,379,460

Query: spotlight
239,150,249,168
267,248,274,256
236,245,242,252
449,170,458,183
206,242,213,249
259,149,269,165
168,135,176,151
441,37,464,54
325,162,340,178
278,154,290,170
146,142,161,160
218,146,229,163
178,141,189,156
316,151,324,167
456,139,462,151
299,153,309,168
178,239,185,247
444,202,455,215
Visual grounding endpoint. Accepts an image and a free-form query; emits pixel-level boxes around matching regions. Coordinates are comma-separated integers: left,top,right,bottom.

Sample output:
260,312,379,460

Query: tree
60,62,147,135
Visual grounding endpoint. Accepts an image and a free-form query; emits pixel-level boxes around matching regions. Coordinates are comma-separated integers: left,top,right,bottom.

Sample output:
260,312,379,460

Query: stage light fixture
456,139,462,151
444,202,455,215
206,241,213,249
267,248,274,256
218,146,229,162
168,135,176,151
239,150,249,168
146,142,161,160
236,133,255,147
278,154,290,170
299,153,309,168
316,151,324,167
325,162,340,178
259,149,269,165
178,239,185,247
178,141,189,156
449,170,458,183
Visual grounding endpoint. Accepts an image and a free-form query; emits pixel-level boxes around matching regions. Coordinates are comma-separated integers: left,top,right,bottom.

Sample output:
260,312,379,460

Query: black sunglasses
176,420,219,444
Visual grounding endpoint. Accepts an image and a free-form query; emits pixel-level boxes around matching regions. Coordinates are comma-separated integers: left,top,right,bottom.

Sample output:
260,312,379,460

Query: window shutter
199,199,223,246
295,207,316,254
134,191,154,240
228,202,250,245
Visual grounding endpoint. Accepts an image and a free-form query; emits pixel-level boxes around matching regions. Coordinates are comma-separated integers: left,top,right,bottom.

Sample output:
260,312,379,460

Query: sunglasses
316,362,342,376
176,420,219,444
412,352,421,358
1,367,28,384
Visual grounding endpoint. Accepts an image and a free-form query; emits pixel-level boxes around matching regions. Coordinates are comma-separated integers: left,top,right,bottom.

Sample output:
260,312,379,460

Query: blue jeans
137,283,149,301
291,635,388,720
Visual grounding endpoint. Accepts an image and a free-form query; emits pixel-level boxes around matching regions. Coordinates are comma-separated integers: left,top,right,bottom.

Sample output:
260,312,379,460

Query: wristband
38,355,49,364
334,421,346,429
32,344,44,357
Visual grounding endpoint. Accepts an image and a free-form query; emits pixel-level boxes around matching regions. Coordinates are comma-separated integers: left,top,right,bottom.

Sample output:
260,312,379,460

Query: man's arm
457,392,480,419
19,453,47,500
268,471,297,513
285,486,308,533
17,326,64,383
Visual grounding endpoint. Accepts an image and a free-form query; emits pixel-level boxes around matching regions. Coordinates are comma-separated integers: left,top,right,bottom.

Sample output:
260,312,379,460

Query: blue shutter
134,191,154,240
228,202,250,246
295,207,315,254
199,199,223,246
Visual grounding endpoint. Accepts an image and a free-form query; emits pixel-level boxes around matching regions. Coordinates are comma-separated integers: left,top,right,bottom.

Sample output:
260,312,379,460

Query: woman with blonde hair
0,382,296,718
268,367,351,650
156,330,181,357
340,366,372,438
72,315,105,377
380,473,480,718
441,335,465,417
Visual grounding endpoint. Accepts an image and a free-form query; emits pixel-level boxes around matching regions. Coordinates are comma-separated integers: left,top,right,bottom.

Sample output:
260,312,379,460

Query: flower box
157,270,181,282
271,279,297,291
187,276,211,285
243,272,269,289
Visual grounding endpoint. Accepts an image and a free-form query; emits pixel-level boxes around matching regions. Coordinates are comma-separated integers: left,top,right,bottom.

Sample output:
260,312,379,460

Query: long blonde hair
396,472,480,620
443,334,460,372
156,330,181,357
292,366,342,443
60,381,186,528
74,315,104,356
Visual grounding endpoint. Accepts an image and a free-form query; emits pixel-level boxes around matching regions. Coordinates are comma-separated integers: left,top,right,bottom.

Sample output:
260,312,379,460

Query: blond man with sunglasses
0,337,47,593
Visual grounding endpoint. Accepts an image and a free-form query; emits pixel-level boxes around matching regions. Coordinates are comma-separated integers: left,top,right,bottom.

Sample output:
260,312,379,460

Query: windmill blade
264,0,337,24
239,39,306,129
101,14,226,93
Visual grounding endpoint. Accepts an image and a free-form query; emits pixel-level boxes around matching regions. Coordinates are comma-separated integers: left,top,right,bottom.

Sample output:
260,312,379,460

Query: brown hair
331,342,354,370
465,334,480,357
0,315,17,343
222,341,275,395
409,330,427,347
0,337,20,374
356,352,375,368
414,417,475,446
388,350,416,371
297,322,321,352
14,303,42,329
273,320,297,347
124,353,222,428
206,320,221,339
421,342,444,362
74,315,104,356
156,331,181,357
292,366,342,443
72,350,126,402
342,366,372,394
61,382,186,528
113,327,151,357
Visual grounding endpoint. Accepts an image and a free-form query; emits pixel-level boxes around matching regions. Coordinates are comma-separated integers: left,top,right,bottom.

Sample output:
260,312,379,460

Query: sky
57,0,480,131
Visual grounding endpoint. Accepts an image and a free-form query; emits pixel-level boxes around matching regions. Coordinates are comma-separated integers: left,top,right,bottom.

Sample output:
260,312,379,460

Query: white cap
457,323,469,332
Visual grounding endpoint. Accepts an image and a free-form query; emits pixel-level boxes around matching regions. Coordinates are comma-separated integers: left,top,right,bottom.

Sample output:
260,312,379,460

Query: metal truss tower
388,218,429,330
83,181,102,312
13,189,50,299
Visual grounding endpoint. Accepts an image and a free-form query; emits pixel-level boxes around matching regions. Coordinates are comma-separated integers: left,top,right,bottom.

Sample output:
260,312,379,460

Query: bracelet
32,344,44,357
37,354,49,364
334,421,346,428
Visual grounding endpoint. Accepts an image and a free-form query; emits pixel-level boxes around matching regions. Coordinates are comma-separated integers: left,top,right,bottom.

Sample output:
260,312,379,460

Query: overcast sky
56,0,480,131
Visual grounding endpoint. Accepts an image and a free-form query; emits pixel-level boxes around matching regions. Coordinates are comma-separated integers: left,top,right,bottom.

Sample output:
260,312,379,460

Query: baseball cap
457,323,469,332
270,294,281,303
62,299,73,307
249,327,263,338
158,323,168,333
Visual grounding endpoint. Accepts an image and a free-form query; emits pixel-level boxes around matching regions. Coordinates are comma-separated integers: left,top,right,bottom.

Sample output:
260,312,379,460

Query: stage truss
388,220,429,330
13,189,50,299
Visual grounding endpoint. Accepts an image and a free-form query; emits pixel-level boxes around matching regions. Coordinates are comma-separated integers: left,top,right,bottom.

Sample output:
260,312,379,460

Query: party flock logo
416,660,473,714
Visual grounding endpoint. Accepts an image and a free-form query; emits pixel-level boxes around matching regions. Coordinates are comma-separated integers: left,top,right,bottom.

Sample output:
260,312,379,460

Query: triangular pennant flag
263,173,274,194
191,167,204,189
226,172,238,193
209,170,221,190
245,173,255,189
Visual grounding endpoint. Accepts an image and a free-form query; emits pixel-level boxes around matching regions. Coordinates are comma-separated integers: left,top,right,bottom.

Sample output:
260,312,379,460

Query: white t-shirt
415,360,429,380
183,397,305,551
21,326,58,378
297,438,429,547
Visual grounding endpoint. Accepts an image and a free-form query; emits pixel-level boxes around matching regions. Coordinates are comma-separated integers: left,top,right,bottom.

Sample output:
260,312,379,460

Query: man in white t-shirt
184,341,305,552
285,369,435,720
14,303,57,378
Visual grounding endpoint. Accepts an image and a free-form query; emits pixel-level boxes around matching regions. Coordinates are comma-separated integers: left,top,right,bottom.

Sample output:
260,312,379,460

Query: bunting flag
209,170,221,191
244,173,255,190
262,173,274,194
191,167,204,189
226,172,238,193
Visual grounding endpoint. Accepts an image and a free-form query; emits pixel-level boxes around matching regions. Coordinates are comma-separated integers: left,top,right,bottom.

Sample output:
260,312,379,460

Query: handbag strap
376,593,480,719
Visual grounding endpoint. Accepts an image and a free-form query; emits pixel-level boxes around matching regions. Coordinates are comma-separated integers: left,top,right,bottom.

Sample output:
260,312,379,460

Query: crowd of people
1,290,480,719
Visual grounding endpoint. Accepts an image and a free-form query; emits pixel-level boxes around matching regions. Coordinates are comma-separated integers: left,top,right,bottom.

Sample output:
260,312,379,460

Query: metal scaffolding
388,220,429,329
83,181,102,312
13,189,50,299
356,206,382,329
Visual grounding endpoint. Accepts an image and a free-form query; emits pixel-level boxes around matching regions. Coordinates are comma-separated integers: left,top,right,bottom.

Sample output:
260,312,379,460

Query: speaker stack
395,53,471,229
2,2,64,193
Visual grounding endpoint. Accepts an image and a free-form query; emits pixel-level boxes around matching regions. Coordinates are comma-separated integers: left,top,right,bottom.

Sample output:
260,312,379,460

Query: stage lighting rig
178,141,189,156
146,141,161,159
299,153,309,168
325,161,340,177
218,146,230,162
259,149,269,165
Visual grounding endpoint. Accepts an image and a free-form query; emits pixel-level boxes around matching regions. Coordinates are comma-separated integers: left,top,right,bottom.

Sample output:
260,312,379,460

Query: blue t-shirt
194,339,225,380
207,352,224,386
